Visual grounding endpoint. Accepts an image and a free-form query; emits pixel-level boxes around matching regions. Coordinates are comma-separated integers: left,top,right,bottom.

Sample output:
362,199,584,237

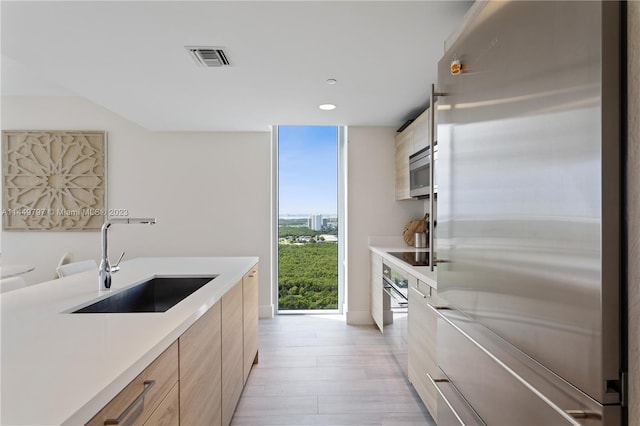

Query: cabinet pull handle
565,410,598,419
427,373,467,426
104,380,156,425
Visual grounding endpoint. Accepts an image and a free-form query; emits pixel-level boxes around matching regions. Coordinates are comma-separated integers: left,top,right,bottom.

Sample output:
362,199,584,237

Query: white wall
1,96,273,315
346,127,424,325
1,99,437,325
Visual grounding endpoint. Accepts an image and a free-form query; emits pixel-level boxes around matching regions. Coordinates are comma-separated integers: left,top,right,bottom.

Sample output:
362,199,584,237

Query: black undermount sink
72,276,217,313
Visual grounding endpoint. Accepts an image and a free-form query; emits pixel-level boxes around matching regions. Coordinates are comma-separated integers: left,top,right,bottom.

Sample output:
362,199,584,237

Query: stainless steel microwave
409,145,436,198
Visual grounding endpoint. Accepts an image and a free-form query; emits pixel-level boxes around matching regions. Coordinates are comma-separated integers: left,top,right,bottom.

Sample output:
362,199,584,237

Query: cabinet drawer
144,382,179,426
408,280,438,418
428,373,484,426
437,309,589,425
86,342,179,426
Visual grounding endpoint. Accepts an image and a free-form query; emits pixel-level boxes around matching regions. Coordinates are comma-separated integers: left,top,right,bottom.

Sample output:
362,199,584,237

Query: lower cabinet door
371,253,384,331
408,278,438,419
221,280,244,425
179,301,222,426
243,264,259,383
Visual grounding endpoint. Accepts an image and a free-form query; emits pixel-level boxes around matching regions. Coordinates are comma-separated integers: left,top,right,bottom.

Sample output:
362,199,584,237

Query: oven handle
383,285,408,305
383,278,408,300
382,275,403,289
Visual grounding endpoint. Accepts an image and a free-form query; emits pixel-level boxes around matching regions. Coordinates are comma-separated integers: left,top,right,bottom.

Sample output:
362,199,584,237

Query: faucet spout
99,217,156,290
104,217,156,225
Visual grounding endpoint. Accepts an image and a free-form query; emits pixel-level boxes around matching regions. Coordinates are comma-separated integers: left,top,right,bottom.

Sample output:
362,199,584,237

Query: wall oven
382,260,408,376
409,145,437,198
382,261,408,308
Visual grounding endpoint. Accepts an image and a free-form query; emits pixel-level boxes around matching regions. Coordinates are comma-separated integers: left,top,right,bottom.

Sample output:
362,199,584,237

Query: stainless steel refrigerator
433,1,625,425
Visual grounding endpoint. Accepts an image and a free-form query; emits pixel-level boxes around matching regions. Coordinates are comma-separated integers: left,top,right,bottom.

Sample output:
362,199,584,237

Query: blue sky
279,126,337,216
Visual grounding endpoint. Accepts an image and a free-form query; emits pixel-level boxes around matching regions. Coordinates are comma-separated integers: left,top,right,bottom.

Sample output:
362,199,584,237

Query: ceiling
1,1,472,132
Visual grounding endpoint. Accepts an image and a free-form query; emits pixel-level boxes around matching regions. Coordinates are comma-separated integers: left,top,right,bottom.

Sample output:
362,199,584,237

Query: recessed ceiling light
319,104,336,111
326,79,337,85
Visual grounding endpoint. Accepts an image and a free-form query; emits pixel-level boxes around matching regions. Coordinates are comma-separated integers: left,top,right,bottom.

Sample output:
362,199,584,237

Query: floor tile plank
232,314,434,425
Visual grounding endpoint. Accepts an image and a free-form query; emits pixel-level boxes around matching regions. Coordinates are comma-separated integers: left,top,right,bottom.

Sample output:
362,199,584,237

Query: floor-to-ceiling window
275,126,345,313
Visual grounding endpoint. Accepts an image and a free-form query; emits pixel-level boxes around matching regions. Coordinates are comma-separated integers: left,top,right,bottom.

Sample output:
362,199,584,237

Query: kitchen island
0,256,258,425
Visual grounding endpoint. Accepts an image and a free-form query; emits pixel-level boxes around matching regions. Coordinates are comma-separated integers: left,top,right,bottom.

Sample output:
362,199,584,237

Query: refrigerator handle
429,84,446,272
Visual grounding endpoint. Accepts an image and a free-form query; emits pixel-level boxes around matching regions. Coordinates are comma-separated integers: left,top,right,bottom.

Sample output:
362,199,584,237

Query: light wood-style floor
231,314,435,425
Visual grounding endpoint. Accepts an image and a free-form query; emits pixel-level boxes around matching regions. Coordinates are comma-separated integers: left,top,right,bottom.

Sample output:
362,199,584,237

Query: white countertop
0,256,258,425
369,245,437,287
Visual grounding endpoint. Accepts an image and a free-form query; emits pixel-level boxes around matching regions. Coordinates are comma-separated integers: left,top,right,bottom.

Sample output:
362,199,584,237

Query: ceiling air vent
186,46,230,67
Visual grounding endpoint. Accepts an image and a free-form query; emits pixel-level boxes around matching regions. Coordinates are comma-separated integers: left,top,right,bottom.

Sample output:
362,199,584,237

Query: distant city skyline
278,126,338,216
278,213,337,218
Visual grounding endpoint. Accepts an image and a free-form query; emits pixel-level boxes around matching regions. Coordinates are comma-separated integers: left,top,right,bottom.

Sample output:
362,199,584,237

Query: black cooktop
388,251,430,267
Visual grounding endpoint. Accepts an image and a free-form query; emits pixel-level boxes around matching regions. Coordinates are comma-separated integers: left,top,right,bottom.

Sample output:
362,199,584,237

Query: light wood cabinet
243,265,259,383
412,110,430,154
407,275,438,419
395,108,432,200
88,262,260,426
221,280,244,425
86,342,179,426
395,128,414,201
179,301,222,426
370,252,384,331
145,382,179,426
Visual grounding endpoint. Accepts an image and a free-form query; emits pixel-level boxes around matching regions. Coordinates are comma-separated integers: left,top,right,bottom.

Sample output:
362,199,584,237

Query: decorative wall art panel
2,131,106,231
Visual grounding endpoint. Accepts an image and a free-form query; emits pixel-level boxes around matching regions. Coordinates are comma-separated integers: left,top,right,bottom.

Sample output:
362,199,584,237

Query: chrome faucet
99,217,156,290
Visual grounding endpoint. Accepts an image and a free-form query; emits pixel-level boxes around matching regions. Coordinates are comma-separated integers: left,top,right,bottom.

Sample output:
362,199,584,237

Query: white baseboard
346,310,374,325
259,304,274,319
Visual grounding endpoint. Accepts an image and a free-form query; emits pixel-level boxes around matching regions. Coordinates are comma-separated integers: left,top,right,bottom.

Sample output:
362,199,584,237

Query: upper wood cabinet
395,107,431,201
395,128,414,201
412,110,430,154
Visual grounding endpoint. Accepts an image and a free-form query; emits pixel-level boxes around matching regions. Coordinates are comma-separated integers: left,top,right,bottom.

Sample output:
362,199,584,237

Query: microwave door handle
411,155,431,169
